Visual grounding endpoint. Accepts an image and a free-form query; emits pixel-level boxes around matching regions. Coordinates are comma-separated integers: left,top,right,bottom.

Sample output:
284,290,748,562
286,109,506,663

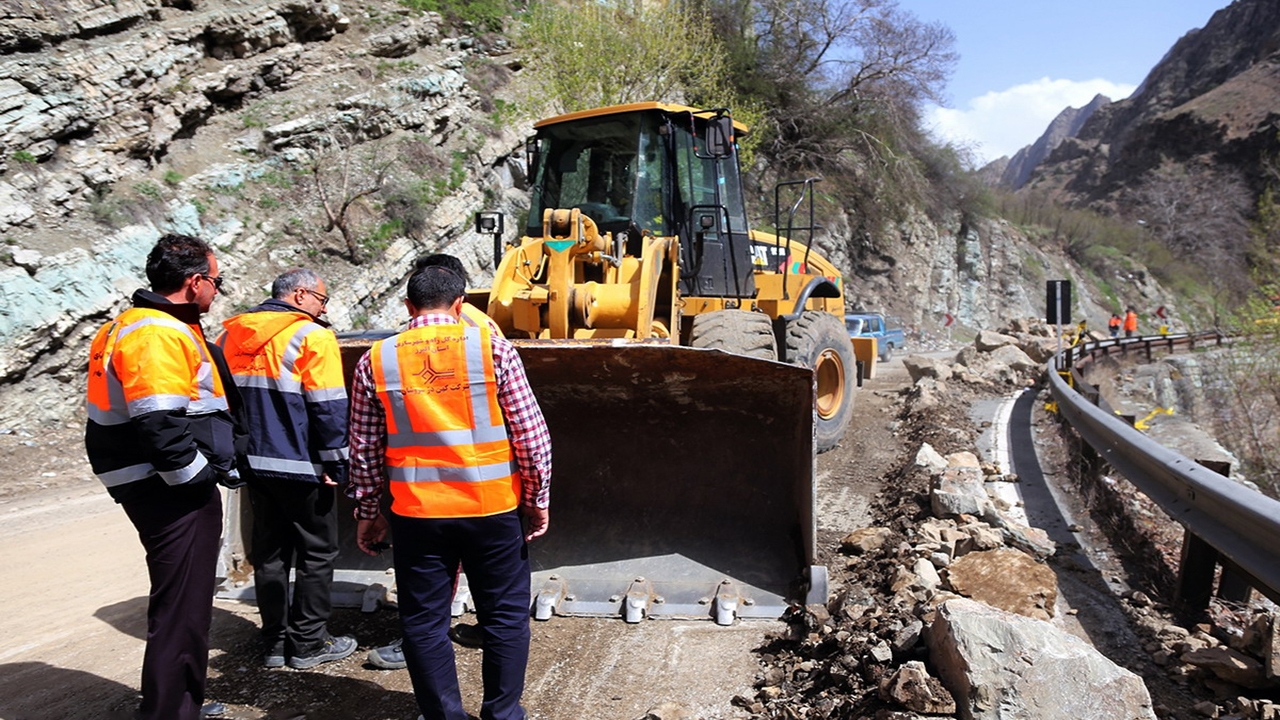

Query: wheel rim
814,348,845,420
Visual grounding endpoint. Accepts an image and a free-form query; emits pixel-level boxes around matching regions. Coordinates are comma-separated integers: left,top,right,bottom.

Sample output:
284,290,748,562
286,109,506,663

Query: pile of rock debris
718,322,1280,720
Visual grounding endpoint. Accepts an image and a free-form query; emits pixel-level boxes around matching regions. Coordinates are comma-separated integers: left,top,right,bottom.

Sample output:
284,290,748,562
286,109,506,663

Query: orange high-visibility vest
217,310,349,481
1124,311,1138,332
1109,316,1121,329
371,322,518,518
86,306,228,487
460,302,504,337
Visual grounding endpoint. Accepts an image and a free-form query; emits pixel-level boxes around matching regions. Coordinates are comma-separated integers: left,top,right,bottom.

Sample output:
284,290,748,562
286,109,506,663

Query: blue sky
900,0,1232,166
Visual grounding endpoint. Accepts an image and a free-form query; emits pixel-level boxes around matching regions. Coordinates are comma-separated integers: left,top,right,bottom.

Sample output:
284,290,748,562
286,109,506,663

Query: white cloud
924,78,1138,167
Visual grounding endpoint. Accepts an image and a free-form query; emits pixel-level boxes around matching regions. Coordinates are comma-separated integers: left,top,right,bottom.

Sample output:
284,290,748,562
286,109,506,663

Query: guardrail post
1145,340,1153,362
1197,459,1254,604
1219,569,1254,603
1176,532,1217,619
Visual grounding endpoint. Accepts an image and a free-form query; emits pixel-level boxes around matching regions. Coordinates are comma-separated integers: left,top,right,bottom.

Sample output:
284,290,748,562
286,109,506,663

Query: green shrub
163,170,184,186
399,0,516,32
375,59,419,79
518,1,734,116
134,182,162,199
369,219,404,244
11,150,35,165
256,170,296,189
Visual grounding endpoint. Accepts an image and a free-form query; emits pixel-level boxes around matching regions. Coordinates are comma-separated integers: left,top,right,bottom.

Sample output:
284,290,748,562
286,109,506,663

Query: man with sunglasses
85,233,243,720
216,267,356,669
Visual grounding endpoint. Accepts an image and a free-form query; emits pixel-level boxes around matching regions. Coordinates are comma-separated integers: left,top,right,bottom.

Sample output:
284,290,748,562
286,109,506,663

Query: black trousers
392,510,531,720
120,481,222,720
247,477,338,656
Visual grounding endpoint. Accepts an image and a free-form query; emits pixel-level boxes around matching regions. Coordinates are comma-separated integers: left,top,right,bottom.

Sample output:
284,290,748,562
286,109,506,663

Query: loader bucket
217,337,824,624
513,343,819,622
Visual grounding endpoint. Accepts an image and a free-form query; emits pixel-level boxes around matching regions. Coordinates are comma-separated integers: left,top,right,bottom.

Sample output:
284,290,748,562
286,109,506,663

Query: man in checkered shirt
347,265,551,720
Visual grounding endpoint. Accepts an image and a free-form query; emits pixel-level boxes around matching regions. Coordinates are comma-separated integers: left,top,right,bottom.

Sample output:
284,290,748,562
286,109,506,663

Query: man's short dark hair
146,233,212,293
413,253,467,282
407,266,466,311
272,267,321,299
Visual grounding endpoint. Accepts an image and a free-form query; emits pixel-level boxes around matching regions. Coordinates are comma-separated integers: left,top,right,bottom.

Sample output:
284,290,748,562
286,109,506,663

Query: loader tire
688,310,778,361
785,311,854,453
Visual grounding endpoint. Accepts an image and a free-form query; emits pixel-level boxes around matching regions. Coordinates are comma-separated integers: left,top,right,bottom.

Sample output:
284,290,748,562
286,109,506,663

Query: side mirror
525,137,540,180
475,212,506,269
706,115,734,158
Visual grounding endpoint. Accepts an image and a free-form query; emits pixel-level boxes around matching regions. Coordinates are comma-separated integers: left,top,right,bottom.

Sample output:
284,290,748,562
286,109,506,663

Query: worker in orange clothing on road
85,233,243,720
217,268,356,671
1124,307,1139,338
365,252,502,671
1108,313,1122,338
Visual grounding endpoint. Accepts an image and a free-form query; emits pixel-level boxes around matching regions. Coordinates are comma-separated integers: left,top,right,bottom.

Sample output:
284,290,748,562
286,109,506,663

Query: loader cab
527,105,756,299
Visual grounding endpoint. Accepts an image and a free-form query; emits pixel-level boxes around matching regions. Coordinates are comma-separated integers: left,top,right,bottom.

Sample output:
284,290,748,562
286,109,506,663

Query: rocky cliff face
0,0,1156,431
1024,0,1280,209
998,94,1110,190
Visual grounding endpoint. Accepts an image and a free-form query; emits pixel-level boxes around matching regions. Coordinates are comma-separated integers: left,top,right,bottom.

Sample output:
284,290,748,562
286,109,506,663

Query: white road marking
988,389,1029,526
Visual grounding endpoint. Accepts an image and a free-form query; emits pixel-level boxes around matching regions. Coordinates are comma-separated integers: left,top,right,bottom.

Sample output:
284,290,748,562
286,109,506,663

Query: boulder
903,354,952,382
1181,647,1272,689
928,598,1157,720
840,527,893,555
931,466,993,519
879,661,957,714
946,548,1057,620
0,182,35,230
914,443,948,474
974,330,1019,352
953,346,978,368
913,557,942,593
995,522,1056,560
988,344,1039,374
1019,337,1059,363
365,17,441,57
946,451,981,468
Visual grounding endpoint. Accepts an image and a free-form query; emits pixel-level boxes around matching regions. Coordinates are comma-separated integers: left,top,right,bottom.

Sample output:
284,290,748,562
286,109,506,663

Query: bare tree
1131,163,1253,323
1204,336,1280,496
303,117,396,264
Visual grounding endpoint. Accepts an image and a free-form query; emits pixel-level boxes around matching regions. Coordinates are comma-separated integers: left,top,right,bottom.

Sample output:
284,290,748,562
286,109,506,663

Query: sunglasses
199,273,224,292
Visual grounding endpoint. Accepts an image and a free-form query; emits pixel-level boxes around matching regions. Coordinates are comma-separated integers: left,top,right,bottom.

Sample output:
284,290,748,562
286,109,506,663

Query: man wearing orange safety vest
366,252,499,671
85,233,243,720
1108,313,1122,338
349,266,551,720
1124,307,1139,338
217,268,356,670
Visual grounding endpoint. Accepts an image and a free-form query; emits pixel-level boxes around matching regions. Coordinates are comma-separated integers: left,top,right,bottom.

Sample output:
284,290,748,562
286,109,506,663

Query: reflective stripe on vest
87,312,227,425
372,323,518,518
86,308,223,487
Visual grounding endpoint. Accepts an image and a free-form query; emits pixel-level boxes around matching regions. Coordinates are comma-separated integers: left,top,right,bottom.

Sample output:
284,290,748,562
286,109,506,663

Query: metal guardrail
1047,331,1280,609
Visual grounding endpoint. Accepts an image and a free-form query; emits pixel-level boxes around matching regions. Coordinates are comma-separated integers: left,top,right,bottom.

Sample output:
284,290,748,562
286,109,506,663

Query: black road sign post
1046,280,1071,325
1047,280,1072,362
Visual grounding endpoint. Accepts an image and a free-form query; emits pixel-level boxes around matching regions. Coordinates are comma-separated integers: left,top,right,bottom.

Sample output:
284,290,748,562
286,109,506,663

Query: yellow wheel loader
218,102,864,624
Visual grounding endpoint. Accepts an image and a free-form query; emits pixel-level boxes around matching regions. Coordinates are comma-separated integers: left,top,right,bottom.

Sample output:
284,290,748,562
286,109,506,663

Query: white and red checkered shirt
346,313,552,520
